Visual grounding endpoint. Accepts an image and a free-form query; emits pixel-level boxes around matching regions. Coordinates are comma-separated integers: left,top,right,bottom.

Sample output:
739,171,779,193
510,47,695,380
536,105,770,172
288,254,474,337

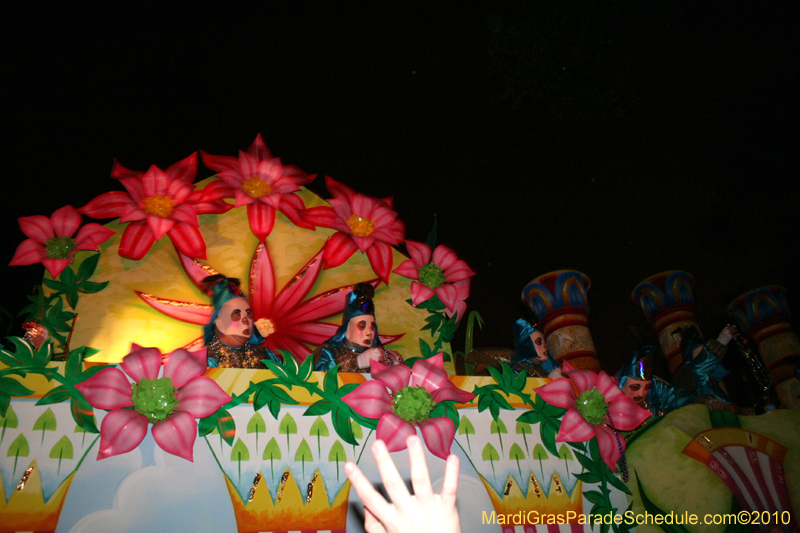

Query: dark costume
616,346,695,416
510,318,560,378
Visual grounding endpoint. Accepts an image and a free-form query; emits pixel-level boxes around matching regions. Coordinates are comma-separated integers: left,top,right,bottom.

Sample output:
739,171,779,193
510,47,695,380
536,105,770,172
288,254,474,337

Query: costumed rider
313,283,403,373
673,324,734,407
616,344,725,417
510,318,563,378
202,275,282,369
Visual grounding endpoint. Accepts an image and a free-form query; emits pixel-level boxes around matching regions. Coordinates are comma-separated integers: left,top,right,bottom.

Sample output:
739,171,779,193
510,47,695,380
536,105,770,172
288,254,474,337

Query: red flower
79,153,217,260
9,205,114,278
303,177,405,284
393,240,475,319
200,134,315,241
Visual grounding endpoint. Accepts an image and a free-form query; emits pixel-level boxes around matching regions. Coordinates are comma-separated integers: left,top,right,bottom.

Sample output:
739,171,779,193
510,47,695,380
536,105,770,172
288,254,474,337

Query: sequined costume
312,341,403,373
206,334,281,369
677,337,731,404
509,318,560,377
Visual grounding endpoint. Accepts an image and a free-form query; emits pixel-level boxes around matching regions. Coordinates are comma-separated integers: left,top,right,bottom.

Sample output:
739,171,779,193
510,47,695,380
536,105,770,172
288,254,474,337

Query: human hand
717,325,738,346
357,348,383,369
345,436,461,533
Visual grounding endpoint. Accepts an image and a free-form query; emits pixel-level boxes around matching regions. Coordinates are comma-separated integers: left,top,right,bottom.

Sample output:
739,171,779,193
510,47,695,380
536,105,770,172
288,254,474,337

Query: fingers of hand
441,454,460,508
372,439,413,510
407,435,434,501
345,461,393,520
364,506,389,533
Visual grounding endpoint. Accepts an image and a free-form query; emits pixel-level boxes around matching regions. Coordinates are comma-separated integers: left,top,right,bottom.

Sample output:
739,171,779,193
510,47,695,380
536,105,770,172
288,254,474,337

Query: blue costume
677,336,731,404
616,346,695,416
203,277,281,369
510,318,560,377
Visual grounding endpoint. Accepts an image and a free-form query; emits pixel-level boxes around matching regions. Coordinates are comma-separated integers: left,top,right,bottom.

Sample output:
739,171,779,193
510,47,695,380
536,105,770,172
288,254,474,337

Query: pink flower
78,153,218,260
393,240,475,319
201,134,315,242
76,344,231,461
535,369,651,471
302,176,405,284
9,205,115,278
343,353,474,460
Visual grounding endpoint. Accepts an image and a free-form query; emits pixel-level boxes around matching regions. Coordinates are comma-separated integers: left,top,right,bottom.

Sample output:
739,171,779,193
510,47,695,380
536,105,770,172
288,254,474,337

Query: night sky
4,2,798,380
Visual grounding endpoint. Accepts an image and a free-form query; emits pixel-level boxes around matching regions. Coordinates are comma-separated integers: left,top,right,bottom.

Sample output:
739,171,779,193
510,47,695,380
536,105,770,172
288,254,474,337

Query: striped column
522,270,599,371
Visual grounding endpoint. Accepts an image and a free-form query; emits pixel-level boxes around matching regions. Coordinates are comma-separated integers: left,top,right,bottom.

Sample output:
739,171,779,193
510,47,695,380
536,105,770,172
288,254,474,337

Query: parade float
2,137,798,533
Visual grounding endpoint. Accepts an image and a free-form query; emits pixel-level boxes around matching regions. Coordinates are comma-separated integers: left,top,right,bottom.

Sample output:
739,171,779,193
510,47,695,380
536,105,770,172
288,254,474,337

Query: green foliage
457,414,474,452
19,287,75,346
231,438,250,483
247,412,266,455
50,435,74,474
0,404,18,445
509,442,526,479
294,438,313,477
310,416,329,456
473,361,530,422
263,437,281,479
33,407,57,445
635,472,690,533
516,393,567,456
328,440,347,482
7,433,29,457
41,254,110,309
482,442,499,479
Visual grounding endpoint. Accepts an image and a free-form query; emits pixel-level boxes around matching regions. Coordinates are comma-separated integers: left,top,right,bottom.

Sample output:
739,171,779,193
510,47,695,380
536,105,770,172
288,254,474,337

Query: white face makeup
531,331,548,363
215,297,253,343
621,377,652,407
346,315,376,348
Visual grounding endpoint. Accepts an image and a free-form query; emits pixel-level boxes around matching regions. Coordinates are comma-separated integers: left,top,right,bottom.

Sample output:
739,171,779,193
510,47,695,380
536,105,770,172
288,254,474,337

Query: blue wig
511,318,558,372
616,345,654,388
324,283,380,349
203,277,264,346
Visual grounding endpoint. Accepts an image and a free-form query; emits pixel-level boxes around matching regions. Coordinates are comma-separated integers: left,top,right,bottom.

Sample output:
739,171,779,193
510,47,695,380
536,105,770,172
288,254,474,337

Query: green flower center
392,385,436,423
45,236,76,259
418,262,445,289
575,388,608,425
131,377,179,423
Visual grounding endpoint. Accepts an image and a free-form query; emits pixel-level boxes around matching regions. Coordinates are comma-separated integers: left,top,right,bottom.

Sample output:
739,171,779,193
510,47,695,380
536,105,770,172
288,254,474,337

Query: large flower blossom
343,353,474,460
76,344,231,461
200,134,315,242
535,368,651,471
9,205,115,278
137,245,404,360
302,177,405,284
393,240,475,320
79,153,223,260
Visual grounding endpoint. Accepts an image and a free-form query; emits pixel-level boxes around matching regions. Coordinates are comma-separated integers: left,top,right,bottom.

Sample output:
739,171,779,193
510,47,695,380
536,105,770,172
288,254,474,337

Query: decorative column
727,286,800,411
521,270,599,371
631,271,698,374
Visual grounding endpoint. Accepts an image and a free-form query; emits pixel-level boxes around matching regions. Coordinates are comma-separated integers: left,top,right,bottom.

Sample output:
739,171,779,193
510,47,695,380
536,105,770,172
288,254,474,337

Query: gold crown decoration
0,460,76,533
225,467,350,533
480,470,583,521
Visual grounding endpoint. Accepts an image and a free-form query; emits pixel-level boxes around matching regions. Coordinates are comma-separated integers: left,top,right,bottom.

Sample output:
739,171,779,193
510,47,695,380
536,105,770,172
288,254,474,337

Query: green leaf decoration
49,435,74,475
323,366,339,394
309,416,329,457
37,385,72,406
332,406,357,446
509,442,526,479
231,438,250,484
457,415,475,453
247,412,266,456
303,400,334,417
42,255,110,310
636,472,691,533
490,417,507,454
279,413,297,449
294,438,313,478
533,443,548,480
8,433,30,480
198,407,236,446
430,401,460,431
263,437,281,479
33,407,57,445
70,397,99,434
0,376,34,398
515,421,532,454
482,442,499,480
558,443,573,477
1,404,19,444
328,440,347,482
350,420,363,455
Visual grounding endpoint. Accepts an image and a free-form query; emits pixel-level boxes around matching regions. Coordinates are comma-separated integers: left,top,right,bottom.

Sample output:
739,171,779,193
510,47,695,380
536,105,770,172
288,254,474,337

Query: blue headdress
616,345,654,388
325,283,380,349
511,318,559,372
203,277,264,346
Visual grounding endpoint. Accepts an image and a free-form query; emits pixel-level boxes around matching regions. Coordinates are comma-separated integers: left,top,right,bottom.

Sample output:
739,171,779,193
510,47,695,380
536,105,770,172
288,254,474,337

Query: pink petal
18,215,55,243
169,204,199,226
325,176,357,203
247,203,276,242
393,259,420,279
342,381,393,419
418,417,455,460
556,409,597,443
200,150,239,173
50,206,81,237
432,245,458,271
567,369,597,394
434,284,459,313
136,291,212,325
163,348,208,388
430,380,476,404
534,378,578,409
249,242,276,320
596,371,624,402
404,240,431,267
165,152,198,184
96,409,149,460
411,353,449,394
119,221,156,260
376,413,416,453
141,166,168,197
366,241,394,285
76,367,134,410
73,223,115,250
606,395,652,431
79,191,132,219
111,159,143,180
168,224,207,259
8,240,47,266
272,247,325,318
176,377,231,418
322,232,358,269
120,347,163,382
370,360,412,394
41,259,72,279
278,193,315,230
302,205,337,228
594,425,623,472
248,133,272,160
152,411,197,461
442,260,476,283
146,215,175,241
410,281,435,307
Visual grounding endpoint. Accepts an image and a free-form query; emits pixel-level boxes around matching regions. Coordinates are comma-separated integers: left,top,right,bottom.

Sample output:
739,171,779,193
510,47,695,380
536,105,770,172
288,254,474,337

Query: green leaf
605,468,632,494
323,366,339,394
36,386,72,405
430,401,460,430
331,406,357,445
0,377,34,397
298,356,314,383
76,253,101,282
575,472,602,484
419,339,432,358
60,265,75,285
576,451,595,472
516,409,541,425
79,280,110,293
304,401,334,417
70,397,99,433
42,277,67,293
264,360,289,381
